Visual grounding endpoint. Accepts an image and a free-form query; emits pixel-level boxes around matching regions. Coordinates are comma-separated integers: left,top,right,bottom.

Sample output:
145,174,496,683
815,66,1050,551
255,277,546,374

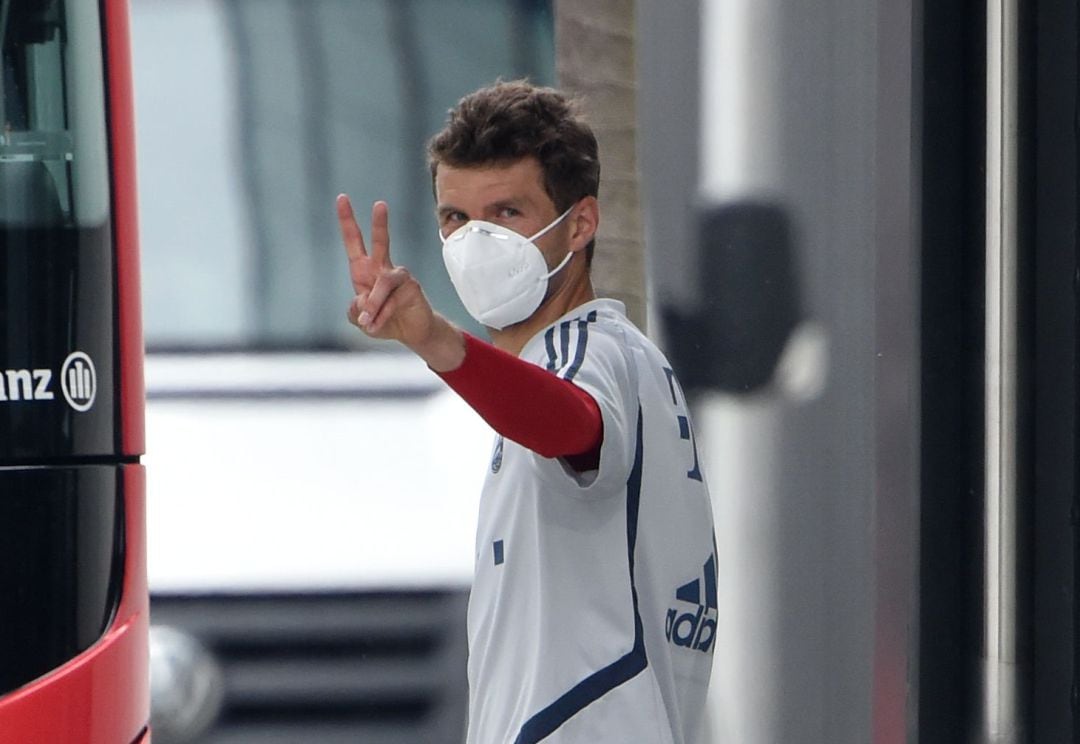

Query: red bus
0,0,148,742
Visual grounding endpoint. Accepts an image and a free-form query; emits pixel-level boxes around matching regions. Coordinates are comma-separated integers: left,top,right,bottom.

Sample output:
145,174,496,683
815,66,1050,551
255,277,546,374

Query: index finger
338,194,372,293
337,193,368,262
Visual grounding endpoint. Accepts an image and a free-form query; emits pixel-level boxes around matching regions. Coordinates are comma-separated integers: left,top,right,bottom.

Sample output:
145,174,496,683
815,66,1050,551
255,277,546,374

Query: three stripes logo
544,310,598,382
665,553,717,654
60,351,97,412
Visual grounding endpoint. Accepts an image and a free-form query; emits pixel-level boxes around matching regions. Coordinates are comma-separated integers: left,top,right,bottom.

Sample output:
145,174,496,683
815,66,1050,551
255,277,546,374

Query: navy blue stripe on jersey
544,327,558,372
514,405,647,744
561,311,597,382
560,321,571,370
543,311,598,379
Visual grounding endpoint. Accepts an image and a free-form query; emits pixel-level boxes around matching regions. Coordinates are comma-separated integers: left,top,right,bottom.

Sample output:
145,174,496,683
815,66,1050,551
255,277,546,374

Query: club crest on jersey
665,553,717,654
490,436,504,473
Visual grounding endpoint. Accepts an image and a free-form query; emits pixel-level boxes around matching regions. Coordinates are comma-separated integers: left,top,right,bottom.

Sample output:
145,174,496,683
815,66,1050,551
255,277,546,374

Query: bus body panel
0,465,149,744
105,0,145,457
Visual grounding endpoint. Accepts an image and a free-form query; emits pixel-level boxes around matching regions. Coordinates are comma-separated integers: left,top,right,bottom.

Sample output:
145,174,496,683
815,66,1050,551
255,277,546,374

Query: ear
568,196,599,253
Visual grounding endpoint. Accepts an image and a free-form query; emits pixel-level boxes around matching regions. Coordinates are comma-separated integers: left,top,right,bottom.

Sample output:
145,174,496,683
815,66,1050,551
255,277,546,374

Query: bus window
132,0,555,350
0,0,110,228
0,0,116,459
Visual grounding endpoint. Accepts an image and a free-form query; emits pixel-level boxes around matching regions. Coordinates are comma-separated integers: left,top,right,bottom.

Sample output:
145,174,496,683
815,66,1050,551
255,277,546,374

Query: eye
497,206,521,219
442,211,468,229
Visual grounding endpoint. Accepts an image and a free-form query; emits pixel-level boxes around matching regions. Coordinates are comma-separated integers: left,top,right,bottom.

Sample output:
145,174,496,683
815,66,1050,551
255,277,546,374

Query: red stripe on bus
105,0,146,456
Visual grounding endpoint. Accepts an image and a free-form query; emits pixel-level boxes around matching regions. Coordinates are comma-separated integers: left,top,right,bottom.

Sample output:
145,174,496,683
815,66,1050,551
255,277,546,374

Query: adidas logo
665,553,717,654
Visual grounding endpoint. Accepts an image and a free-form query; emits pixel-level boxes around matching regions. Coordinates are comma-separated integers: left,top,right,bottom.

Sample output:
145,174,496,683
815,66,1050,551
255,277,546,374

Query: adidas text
665,605,716,653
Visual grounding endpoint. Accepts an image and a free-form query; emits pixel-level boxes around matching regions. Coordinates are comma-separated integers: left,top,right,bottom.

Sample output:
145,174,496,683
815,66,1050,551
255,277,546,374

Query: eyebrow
492,198,528,212
436,198,529,220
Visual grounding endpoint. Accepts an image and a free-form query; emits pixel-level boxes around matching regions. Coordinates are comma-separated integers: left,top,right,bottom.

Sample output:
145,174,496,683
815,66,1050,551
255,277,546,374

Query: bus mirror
661,200,801,395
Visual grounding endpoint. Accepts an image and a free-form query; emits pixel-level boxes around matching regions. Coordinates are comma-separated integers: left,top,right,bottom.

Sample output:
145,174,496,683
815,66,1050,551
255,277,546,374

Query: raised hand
337,194,465,370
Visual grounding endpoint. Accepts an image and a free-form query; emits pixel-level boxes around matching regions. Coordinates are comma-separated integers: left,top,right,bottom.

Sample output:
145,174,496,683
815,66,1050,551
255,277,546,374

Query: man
338,81,716,744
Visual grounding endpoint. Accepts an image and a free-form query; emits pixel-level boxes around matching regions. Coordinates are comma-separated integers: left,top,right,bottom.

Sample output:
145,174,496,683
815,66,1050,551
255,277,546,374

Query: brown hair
428,80,600,262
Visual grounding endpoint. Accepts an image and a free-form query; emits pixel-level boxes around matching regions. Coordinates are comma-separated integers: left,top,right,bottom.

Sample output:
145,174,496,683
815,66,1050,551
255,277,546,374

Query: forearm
437,333,602,460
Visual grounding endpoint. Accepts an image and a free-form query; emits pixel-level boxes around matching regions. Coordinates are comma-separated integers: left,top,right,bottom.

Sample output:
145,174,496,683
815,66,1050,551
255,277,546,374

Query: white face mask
440,205,575,330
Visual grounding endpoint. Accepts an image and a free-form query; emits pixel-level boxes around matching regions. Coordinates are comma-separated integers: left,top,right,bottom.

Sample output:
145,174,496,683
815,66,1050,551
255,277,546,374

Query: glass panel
0,0,116,461
132,0,555,350
0,0,110,228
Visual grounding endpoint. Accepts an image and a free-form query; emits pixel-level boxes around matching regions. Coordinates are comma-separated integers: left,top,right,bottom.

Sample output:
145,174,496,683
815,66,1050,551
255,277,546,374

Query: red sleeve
437,333,602,468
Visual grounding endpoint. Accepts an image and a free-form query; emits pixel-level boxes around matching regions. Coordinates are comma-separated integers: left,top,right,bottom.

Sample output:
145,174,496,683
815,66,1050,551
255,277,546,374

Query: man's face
435,157,570,268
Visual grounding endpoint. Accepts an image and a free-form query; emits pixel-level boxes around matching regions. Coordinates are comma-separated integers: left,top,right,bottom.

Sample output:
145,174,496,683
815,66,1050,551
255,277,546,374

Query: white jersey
466,298,716,744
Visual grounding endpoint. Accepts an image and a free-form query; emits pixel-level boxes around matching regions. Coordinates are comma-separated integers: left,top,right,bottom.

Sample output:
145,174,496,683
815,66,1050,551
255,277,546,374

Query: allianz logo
665,553,718,654
0,351,97,412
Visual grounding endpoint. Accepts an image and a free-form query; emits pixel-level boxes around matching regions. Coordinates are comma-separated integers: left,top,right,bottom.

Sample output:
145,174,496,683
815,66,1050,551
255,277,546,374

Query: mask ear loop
530,203,578,281
539,250,574,281
527,203,576,243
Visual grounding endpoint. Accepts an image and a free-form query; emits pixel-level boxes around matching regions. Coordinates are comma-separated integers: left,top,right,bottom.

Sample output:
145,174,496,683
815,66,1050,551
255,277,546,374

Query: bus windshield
132,0,555,350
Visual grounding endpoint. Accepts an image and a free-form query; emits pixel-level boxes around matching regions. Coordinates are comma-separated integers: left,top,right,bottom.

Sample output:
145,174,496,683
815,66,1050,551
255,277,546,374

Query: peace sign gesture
337,194,464,370
339,195,393,295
